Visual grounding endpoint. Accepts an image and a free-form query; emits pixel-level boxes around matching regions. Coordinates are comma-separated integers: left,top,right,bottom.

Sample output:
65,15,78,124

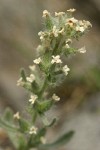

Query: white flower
58,28,64,34
13,112,20,119
40,36,44,40
26,74,35,83
43,10,50,17
83,20,92,28
29,65,36,71
66,17,78,27
29,126,38,134
67,17,78,24
33,57,42,64
62,65,70,76
78,20,92,30
67,8,76,12
38,31,45,41
55,12,65,17
79,20,84,26
38,31,42,36
29,94,38,105
17,77,24,86
65,43,70,49
51,55,62,64
40,136,46,144
66,22,73,27
76,26,85,32
52,94,60,101
66,39,72,43
38,31,44,36
52,26,59,37
86,21,92,27
78,46,86,53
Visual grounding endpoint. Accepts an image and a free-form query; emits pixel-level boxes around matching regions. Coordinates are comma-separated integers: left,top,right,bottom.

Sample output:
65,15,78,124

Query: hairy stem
38,76,48,99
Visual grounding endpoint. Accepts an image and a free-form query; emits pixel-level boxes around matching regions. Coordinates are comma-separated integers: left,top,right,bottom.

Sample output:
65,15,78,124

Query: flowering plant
0,9,92,150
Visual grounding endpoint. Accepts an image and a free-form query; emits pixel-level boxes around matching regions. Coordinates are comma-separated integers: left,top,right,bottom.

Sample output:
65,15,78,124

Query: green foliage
20,68,27,82
0,108,17,131
17,135,27,150
3,108,14,122
19,119,29,133
31,81,39,93
40,131,74,150
0,9,92,150
32,128,46,147
45,16,53,30
37,100,54,114
49,131,74,147
40,114,56,127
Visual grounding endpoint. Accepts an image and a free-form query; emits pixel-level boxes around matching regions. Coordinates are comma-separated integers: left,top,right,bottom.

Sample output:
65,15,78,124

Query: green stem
38,77,48,99
32,109,37,123
25,135,33,150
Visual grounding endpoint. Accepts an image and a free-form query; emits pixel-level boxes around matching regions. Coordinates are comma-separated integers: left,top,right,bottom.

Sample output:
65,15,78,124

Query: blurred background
0,0,100,150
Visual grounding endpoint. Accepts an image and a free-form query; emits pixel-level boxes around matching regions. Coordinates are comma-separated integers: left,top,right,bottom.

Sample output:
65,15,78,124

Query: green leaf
40,52,52,73
32,128,47,147
20,68,27,81
45,16,53,30
47,118,57,127
40,114,56,127
0,117,18,132
23,82,32,92
37,100,53,114
37,128,46,140
42,131,74,149
7,130,20,149
31,81,39,93
28,128,47,148
19,119,29,133
18,135,27,150
0,109,17,131
50,131,74,147
0,115,19,149
3,108,14,122
54,70,63,75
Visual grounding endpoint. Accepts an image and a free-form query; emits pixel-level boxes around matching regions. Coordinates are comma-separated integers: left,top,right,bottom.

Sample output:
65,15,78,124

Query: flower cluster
37,10,92,55
17,9,92,117
14,9,92,150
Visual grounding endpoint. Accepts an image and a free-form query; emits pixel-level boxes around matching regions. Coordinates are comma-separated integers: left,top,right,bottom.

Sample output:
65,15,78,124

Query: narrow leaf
19,119,29,133
37,100,53,114
45,16,53,30
40,114,56,127
0,117,18,131
3,108,13,122
20,68,26,81
18,135,27,150
31,81,39,93
50,131,74,147
42,131,74,149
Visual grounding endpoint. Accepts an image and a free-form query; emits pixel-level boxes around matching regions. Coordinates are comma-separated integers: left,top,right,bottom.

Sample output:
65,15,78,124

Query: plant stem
25,135,33,150
32,109,37,123
38,76,48,99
